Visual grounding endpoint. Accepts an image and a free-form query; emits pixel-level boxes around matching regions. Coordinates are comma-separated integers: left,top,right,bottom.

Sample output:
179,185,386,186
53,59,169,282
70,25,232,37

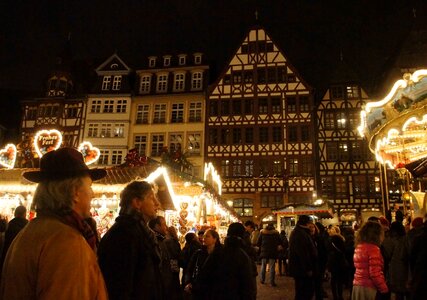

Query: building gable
96,54,131,74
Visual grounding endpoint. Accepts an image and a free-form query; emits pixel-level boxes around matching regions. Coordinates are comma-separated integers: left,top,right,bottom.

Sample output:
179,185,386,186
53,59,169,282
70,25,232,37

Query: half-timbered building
206,26,316,221
20,61,86,167
130,53,209,177
86,54,132,166
316,60,382,219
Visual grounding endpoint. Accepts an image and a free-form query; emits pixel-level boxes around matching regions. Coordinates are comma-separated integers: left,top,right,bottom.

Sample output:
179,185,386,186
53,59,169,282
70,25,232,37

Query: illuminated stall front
359,69,427,218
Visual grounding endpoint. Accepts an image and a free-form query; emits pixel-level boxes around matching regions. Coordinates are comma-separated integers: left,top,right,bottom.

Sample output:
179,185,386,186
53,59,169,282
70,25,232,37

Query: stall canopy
272,201,335,219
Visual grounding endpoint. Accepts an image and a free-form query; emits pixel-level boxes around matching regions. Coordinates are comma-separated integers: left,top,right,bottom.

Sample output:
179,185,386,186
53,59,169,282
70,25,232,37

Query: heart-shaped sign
33,129,63,158
78,141,100,165
0,144,17,169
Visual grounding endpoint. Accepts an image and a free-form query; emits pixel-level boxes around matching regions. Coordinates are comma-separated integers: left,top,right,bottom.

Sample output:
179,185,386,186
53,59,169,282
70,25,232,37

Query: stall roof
272,201,335,219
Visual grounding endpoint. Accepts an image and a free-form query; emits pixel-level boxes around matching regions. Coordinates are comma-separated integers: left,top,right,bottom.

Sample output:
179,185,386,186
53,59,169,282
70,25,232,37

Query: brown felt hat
23,147,107,183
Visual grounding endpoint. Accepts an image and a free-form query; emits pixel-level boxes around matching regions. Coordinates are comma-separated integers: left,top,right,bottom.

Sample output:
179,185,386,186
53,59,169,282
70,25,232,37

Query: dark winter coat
98,213,163,300
327,235,348,276
257,228,281,259
288,224,318,278
383,234,409,293
219,236,256,300
155,231,182,300
185,246,223,300
180,239,202,278
409,224,427,300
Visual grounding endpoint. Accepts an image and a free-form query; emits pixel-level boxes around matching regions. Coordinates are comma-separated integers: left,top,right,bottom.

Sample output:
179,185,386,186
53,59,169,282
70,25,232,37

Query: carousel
0,129,238,243
358,69,427,218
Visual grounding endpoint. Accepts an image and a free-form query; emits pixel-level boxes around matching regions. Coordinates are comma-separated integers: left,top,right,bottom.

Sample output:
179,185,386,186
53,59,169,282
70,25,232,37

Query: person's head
244,220,255,233
315,222,325,233
378,216,390,231
390,221,405,237
168,226,178,240
297,215,313,227
411,217,423,229
185,232,197,244
203,229,221,249
308,223,318,236
355,221,384,246
24,147,106,217
148,216,168,236
227,222,246,238
198,230,205,242
367,216,379,222
14,205,27,219
394,203,400,210
119,180,160,220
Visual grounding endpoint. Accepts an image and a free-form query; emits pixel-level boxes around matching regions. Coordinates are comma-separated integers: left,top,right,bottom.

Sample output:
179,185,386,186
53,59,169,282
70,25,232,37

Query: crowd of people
0,147,426,300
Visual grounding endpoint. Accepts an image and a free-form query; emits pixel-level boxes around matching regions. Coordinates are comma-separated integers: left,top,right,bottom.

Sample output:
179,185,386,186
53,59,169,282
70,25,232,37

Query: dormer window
112,75,122,91
178,55,187,66
163,56,171,67
194,53,202,65
174,72,185,92
102,76,112,90
149,57,157,68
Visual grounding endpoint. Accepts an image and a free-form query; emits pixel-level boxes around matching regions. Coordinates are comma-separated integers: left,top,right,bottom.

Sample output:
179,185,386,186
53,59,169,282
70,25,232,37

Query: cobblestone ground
256,266,352,300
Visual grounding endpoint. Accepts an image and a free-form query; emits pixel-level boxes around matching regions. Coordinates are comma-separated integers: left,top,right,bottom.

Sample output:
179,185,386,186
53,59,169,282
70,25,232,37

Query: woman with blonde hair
352,221,388,300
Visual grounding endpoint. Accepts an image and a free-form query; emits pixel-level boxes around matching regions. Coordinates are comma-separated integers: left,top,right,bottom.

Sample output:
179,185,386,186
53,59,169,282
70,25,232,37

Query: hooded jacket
257,227,281,259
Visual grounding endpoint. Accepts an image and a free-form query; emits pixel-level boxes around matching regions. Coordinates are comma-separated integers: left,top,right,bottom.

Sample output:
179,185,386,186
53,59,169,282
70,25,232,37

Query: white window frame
187,132,201,155
113,124,125,138
151,134,165,157
111,150,123,165
191,72,203,91
91,100,102,113
163,56,171,67
169,133,183,153
149,57,156,68
171,103,184,123
116,100,127,113
194,54,202,65
189,101,202,122
178,55,186,65
98,150,110,165
136,104,150,124
134,135,148,156
103,100,114,113
102,76,111,90
100,124,112,138
174,72,185,92
139,75,151,94
112,75,122,90
153,104,167,123
87,124,99,138
156,74,168,93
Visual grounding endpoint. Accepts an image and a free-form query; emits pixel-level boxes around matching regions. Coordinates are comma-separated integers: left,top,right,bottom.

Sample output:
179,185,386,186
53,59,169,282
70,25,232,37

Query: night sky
0,0,426,135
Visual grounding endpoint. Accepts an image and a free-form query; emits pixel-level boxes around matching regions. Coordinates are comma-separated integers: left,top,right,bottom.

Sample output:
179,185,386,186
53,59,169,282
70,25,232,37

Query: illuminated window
346,85,360,98
221,160,230,177
244,160,254,177
338,142,349,161
272,159,282,176
233,198,253,217
101,76,111,90
232,160,242,177
100,124,112,138
113,124,125,137
169,133,183,153
289,158,299,176
336,111,346,129
324,111,334,129
187,133,201,155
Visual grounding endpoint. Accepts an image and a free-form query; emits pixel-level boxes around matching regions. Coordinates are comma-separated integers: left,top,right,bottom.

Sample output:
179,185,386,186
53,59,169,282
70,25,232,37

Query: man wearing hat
0,148,108,300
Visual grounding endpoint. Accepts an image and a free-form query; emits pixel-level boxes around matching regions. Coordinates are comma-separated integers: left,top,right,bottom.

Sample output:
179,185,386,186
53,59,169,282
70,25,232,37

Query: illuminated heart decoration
0,144,17,169
34,129,63,157
78,141,100,165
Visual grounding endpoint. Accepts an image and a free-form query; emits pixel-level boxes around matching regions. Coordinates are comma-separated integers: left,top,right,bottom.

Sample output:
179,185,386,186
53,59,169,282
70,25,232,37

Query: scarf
62,210,98,251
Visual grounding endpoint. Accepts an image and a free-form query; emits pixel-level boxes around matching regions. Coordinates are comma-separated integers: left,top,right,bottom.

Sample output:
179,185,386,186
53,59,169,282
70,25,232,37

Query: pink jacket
353,243,388,293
